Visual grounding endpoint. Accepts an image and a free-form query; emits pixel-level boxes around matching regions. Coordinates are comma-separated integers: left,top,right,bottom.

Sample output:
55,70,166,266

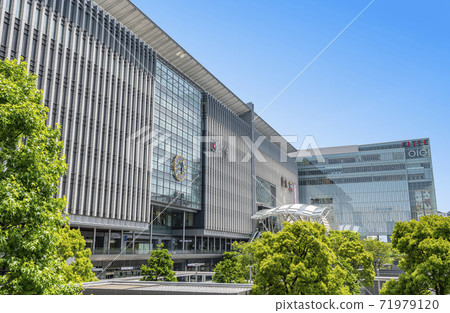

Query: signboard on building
402,139,428,147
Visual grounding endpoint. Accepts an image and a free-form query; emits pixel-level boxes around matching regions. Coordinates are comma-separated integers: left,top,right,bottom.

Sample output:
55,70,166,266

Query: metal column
107,229,111,254
121,230,124,251
182,211,186,251
92,228,96,254
149,206,153,251
132,231,135,254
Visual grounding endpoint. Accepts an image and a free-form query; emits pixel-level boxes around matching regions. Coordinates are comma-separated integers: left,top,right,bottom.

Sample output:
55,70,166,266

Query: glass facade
256,176,276,208
297,139,437,239
151,60,202,210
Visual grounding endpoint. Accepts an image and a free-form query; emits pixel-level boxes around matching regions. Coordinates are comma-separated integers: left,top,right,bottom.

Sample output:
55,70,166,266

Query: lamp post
377,267,381,293
247,265,254,283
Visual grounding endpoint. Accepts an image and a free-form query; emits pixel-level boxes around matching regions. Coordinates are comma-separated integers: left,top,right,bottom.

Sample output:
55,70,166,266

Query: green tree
58,225,97,283
0,59,83,294
231,241,257,281
363,237,399,293
380,215,450,295
213,251,246,283
329,230,374,294
140,243,177,281
250,221,352,295
363,238,398,271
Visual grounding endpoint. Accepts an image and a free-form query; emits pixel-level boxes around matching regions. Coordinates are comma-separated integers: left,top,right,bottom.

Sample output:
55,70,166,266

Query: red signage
403,139,428,148
281,177,293,191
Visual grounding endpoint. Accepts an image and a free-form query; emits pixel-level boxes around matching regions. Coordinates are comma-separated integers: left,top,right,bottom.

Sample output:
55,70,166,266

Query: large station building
0,0,298,276
0,0,438,276
291,138,437,241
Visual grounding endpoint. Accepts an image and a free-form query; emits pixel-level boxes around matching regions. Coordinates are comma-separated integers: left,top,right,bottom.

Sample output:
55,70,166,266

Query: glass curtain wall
151,60,202,210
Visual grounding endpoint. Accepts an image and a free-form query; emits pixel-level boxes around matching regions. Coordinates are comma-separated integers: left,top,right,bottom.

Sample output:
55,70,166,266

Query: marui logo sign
403,139,430,159
408,149,429,158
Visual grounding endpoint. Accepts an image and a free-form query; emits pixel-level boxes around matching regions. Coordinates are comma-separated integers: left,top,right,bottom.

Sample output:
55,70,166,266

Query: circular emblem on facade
408,149,429,158
172,155,187,182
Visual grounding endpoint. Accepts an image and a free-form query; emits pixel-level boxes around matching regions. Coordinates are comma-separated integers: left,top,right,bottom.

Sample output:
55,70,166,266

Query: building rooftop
289,138,431,159
252,203,338,232
83,278,253,295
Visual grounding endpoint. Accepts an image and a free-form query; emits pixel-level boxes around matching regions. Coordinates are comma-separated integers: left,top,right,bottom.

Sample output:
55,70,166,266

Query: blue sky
132,0,450,212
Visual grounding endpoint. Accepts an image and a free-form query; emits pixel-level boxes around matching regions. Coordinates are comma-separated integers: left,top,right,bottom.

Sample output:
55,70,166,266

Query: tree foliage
363,237,399,270
329,230,374,294
214,223,378,295
380,215,450,295
212,251,246,283
231,241,256,281
249,221,353,295
58,225,97,284
140,243,177,282
0,59,94,294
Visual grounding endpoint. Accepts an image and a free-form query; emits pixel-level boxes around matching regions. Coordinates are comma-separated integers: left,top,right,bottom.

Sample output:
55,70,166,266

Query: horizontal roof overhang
251,204,329,220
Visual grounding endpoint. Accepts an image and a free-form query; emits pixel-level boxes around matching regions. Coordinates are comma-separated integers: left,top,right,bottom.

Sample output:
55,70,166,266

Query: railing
169,249,226,255
92,248,226,255
250,230,262,242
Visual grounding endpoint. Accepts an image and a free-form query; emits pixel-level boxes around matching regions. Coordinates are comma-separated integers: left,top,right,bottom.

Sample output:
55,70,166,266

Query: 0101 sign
408,149,428,158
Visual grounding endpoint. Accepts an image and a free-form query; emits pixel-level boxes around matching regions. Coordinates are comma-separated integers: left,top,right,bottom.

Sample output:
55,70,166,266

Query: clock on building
172,155,187,182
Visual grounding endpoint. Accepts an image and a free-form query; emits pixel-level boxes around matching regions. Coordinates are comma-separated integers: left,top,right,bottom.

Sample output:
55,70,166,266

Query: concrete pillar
132,231,135,254
92,228,96,254
121,230,124,251
107,229,111,254
182,211,186,251
150,206,153,251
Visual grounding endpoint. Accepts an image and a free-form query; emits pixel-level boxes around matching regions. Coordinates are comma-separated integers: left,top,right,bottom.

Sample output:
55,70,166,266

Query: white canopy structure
251,204,337,234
